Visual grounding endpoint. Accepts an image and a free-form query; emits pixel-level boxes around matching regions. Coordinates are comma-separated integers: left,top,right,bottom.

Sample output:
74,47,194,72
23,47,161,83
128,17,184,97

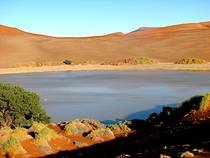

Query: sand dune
0,21,210,68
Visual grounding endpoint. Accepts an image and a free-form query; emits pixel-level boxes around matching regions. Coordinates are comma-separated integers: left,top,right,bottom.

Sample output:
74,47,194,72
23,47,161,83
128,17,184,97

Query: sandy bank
0,63,210,74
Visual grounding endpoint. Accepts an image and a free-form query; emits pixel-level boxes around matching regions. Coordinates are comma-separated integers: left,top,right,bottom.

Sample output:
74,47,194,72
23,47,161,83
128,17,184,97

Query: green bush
0,83,50,127
63,59,72,65
175,58,207,64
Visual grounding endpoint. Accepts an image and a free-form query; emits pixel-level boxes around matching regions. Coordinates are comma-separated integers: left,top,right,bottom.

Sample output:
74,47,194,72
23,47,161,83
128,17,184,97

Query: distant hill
0,21,210,68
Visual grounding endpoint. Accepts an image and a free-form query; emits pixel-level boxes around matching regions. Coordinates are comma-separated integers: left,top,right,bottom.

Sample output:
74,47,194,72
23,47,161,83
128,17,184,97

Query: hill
0,21,210,68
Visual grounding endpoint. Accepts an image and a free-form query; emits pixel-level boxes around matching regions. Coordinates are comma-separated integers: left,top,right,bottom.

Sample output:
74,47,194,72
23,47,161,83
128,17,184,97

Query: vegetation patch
0,127,12,145
28,122,47,133
13,61,65,67
80,119,105,131
135,56,158,64
2,136,26,155
109,121,131,135
102,56,158,65
177,93,210,112
87,128,115,139
146,92,210,126
64,119,90,135
63,59,72,65
0,83,50,128
175,58,207,64
34,127,58,145
11,127,32,141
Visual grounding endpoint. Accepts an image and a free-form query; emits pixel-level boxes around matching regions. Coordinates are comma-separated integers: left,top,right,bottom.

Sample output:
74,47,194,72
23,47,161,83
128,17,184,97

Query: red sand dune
0,21,210,68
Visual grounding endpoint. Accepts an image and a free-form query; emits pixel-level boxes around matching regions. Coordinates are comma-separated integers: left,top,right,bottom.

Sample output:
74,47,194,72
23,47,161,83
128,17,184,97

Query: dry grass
109,121,131,135
64,120,90,135
34,127,58,145
176,93,210,116
2,136,26,155
102,57,158,65
13,61,65,68
87,128,115,139
28,122,47,133
11,127,32,141
175,58,207,64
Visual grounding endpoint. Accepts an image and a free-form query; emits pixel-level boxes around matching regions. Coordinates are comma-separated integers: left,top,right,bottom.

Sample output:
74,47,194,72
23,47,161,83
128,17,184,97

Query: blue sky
0,0,210,37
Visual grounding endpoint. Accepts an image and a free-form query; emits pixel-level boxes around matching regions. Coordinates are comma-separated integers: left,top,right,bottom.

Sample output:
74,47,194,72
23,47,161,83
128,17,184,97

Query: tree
0,83,50,127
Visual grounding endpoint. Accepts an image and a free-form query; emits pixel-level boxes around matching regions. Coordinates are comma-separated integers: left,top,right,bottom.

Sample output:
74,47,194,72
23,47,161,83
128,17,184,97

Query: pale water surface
0,71,210,122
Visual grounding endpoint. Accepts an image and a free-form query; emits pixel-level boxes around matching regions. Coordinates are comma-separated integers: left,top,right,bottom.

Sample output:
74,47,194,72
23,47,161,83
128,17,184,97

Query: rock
193,148,204,153
117,153,132,158
57,121,68,128
49,123,57,127
160,154,171,158
39,145,52,154
91,136,104,142
180,151,195,158
73,141,88,148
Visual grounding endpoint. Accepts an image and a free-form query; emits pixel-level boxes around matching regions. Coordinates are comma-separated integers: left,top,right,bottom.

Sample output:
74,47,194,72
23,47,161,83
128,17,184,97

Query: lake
0,71,210,122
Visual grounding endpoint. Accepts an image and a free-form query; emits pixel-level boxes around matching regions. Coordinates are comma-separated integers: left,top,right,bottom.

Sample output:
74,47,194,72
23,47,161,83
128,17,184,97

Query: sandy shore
0,63,210,74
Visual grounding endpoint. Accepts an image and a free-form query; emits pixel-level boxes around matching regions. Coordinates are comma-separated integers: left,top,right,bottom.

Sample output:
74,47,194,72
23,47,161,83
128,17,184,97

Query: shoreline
0,63,210,74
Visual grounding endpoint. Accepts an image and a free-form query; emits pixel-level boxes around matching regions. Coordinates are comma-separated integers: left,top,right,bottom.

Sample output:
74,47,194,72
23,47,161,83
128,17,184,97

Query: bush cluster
102,56,158,65
175,58,207,64
63,59,72,65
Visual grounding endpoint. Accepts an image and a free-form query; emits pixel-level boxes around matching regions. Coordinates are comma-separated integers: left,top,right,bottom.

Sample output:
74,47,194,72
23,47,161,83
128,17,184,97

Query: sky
0,0,210,37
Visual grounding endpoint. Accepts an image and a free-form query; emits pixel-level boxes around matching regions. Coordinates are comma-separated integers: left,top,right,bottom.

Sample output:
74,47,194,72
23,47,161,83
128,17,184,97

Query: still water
0,71,210,122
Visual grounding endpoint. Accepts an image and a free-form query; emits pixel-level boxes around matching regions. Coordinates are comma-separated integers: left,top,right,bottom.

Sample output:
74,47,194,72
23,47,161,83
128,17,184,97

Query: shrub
109,57,158,65
175,58,207,64
147,93,210,126
147,112,158,123
109,121,131,134
28,122,47,133
32,126,58,154
63,59,72,65
80,119,105,130
34,127,58,145
2,136,25,155
0,83,50,127
177,93,210,113
64,120,89,135
87,128,115,139
136,56,158,64
11,127,32,141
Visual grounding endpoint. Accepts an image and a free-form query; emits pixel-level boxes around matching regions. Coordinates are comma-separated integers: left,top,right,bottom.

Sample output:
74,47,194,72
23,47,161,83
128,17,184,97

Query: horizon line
1,20,209,38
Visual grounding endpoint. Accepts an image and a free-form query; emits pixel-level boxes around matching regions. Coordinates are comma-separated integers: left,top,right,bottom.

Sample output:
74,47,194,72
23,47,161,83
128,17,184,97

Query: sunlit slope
0,21,210,67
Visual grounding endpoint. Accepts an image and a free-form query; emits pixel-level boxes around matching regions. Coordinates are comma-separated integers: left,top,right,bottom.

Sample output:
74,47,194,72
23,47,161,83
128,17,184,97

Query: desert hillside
0,21,210,68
